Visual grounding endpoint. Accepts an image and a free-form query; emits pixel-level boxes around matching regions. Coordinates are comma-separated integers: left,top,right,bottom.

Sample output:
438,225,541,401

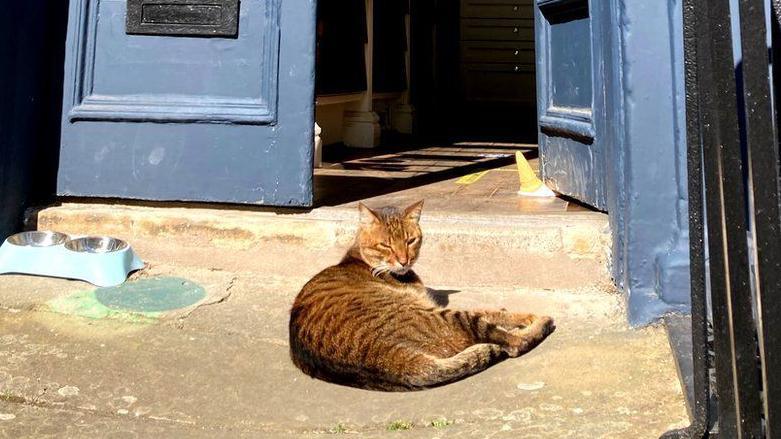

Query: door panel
94,2,257,98
58,0,317,206
535,0,606,209
548,15,592,108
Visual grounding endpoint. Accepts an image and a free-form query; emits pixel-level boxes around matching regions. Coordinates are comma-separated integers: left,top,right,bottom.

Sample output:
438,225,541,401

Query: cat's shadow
426,288,460,307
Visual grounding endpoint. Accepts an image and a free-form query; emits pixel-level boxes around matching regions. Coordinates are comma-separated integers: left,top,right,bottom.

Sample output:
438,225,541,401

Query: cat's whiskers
371,265,391,277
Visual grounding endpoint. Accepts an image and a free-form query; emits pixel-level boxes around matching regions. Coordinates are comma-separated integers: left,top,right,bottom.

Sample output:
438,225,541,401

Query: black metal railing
664,0,781,437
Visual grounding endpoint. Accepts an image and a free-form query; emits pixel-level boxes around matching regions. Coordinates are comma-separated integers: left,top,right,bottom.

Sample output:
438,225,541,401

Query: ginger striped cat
289,201,555,391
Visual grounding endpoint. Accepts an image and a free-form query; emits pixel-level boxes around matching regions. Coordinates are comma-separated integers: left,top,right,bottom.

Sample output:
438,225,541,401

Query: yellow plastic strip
456,170,489,185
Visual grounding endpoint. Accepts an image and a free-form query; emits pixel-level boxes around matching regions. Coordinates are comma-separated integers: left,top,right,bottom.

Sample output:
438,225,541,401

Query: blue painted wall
609,0,776,324
607,0,692,325
533,0,695,325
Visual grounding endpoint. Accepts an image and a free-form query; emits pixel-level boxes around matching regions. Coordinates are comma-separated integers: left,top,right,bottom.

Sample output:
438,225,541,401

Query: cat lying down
289,201,555,391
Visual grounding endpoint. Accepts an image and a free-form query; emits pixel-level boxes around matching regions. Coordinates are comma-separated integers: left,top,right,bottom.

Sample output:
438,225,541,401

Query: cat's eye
406,237,418,245
378,242,391,250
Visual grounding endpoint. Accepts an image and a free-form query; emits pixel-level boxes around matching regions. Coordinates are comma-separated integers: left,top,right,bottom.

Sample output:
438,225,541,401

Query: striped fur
289,201,555,391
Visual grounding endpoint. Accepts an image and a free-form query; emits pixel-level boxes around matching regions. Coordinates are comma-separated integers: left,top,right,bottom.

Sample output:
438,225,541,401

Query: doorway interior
313,0,590,213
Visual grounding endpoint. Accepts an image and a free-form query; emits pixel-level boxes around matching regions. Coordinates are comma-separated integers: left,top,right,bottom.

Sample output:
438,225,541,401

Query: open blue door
535,0,607,210
58,0,316,207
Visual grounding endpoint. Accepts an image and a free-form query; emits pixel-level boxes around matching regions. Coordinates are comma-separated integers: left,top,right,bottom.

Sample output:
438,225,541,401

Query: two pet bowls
0,231,144,287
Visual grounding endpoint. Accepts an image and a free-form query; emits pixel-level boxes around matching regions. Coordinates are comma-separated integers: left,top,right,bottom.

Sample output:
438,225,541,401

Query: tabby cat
288,201,555,391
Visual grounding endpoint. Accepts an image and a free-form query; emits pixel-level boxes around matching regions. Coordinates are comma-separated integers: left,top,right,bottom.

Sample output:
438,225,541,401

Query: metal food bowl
65,236,128,253
7,231,69,247
0,231,143,287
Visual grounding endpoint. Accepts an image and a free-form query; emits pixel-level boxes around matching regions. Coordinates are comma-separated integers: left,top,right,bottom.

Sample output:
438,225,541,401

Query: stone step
35,203,611,290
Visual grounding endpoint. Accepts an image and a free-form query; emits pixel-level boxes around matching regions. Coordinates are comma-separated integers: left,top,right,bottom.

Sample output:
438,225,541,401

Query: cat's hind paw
503,316,556,357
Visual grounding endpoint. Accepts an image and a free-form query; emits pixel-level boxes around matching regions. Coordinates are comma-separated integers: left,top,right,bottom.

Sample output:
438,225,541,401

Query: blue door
535,0,607,210
58,0,317,206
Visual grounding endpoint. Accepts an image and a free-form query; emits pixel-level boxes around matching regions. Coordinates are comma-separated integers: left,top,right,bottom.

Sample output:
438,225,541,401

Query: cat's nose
397,255,409,266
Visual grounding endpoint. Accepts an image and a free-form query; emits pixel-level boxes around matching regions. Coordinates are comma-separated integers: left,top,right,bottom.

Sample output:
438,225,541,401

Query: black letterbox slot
126,0,239,38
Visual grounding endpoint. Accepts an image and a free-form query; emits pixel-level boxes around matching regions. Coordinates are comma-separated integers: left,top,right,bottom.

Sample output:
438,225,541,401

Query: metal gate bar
669,0,712,435
665,0,781,437
739,0,781,436
699,0,764,434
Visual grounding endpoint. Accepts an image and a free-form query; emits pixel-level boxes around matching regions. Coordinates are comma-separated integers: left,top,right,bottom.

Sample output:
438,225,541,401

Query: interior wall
315,0,411,151
411,0,537,142
457,0,537,141
409,0,438,138
316,0,367,95
316,104,348,146
0,2,68,240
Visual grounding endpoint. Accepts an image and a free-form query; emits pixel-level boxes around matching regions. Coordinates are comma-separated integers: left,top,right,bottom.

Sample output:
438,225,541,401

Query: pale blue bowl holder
0,235,144,287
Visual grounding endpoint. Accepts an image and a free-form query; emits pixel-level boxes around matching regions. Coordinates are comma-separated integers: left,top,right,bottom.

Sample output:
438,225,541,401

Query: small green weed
327,423,348,434
430,418,453,429
387,420,414,431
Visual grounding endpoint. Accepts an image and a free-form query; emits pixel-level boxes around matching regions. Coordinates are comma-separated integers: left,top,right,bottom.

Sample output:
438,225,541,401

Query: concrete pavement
0,261,686,438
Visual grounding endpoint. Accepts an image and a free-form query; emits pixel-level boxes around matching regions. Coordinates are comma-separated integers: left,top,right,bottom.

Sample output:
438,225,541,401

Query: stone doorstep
36,203,609,256
34,203,613,289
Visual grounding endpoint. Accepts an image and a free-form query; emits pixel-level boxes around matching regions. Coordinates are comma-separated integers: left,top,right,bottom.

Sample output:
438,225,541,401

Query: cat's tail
399,343,506,390
296,344,506,392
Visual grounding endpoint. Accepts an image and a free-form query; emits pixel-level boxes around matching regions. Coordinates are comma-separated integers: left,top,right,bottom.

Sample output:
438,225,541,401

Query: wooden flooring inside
314,141,593,215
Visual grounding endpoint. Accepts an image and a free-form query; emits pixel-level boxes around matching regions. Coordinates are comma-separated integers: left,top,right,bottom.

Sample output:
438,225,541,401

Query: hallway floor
314,141,592,214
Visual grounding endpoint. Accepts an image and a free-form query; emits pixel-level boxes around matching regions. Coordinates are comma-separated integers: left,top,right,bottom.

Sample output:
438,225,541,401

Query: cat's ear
358,202,380,227
404,200,424,223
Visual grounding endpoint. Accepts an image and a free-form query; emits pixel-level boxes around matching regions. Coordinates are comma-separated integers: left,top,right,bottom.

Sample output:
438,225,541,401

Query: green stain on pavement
47,289,160,323
46,277,206,322
95,277,206,313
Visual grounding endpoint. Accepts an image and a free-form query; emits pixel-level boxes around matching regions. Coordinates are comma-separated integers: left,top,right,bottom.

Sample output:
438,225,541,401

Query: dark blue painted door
535,0,607,210
58,0,317,206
